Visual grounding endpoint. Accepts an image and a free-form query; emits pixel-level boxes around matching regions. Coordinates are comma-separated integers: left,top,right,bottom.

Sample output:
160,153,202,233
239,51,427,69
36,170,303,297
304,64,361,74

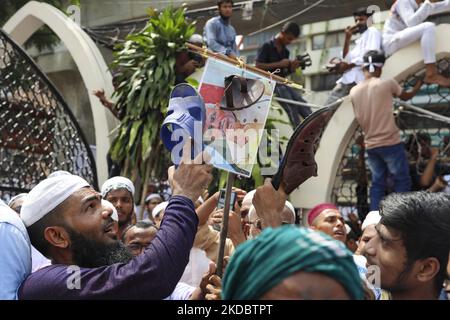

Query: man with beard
121,221,218,300
363,192,450,300
307,203,347,244
204,0,238,59
101,176,135,238
18,149,213,299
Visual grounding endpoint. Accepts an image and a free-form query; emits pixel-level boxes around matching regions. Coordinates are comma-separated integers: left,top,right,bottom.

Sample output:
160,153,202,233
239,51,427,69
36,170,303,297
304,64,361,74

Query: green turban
222,225,363,300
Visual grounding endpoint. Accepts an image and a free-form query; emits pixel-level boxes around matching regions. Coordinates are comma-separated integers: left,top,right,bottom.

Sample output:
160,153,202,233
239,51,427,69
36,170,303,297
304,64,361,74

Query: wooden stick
186,43,303,90
215,172,236,278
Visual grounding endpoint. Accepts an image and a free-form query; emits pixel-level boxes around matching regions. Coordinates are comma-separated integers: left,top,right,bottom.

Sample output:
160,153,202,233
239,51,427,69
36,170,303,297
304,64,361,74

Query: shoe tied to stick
161,84,205,164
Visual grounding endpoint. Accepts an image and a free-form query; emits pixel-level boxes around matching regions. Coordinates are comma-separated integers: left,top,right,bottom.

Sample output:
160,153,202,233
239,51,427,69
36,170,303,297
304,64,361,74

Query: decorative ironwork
0,29,98,203
332,58,450,221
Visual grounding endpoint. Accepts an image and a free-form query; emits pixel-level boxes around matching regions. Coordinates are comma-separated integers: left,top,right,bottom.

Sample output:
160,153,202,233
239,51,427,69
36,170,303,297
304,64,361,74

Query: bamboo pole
186,43,303,90
216,172,236,278
139,164,151,221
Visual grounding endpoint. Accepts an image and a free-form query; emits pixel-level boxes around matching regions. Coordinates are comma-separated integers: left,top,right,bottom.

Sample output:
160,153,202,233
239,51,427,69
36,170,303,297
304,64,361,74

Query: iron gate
0,29,98,203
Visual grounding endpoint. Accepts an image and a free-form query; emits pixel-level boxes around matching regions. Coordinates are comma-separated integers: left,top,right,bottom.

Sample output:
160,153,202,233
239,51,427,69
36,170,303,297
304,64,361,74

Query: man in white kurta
326,8,382,104
383,0,450,87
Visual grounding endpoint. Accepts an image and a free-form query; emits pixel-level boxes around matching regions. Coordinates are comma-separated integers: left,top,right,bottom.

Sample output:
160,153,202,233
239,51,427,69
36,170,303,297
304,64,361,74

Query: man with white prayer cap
0,200,31,299
7,193,27,214
238,189,255,237
240,189,255,219
152,201,169,227
18,156,213,299
355,210,381,255
247,200,296,239
7,193,51,273
101,176,135,238
144,193,163,220
352,210,390,300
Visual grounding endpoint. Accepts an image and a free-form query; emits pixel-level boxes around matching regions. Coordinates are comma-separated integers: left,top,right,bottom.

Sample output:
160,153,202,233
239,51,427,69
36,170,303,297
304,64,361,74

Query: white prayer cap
361,211,381,231
102,199,118,222
48,170,71,178
345,223,352,235
145,193,162,204
7,193,28,207
249,200,296,223
21,174,90,227
284,200,296,222
241,190,256,208
152,201,169,219
248,205,257,222
189,34,203,44
101,176,135,198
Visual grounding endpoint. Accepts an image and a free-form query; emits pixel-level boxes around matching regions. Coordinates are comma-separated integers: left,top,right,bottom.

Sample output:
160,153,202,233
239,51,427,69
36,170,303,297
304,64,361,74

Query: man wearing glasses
247,200,296,239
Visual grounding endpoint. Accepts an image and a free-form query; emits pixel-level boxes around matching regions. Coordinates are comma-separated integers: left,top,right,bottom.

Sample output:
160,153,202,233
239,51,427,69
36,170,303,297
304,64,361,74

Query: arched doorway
3,1,118,185
291,24,450,218
0,29,97,200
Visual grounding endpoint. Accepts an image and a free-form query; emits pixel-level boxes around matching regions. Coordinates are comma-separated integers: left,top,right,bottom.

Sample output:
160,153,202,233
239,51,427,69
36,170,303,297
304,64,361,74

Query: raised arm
19,195,200,299
420,148,439,187
397,78,423,101
20,146,214,300
252,179,288,229
397,0,433,27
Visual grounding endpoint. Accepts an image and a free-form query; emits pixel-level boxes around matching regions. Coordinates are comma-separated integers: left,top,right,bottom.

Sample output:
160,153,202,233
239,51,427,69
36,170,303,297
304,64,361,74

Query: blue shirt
353,254,384,300
204,16,238,57
19,196,198,299
0,200,32,300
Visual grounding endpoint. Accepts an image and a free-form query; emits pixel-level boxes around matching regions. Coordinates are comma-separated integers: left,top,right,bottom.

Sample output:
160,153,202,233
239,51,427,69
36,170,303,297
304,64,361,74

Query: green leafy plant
110,6,195,214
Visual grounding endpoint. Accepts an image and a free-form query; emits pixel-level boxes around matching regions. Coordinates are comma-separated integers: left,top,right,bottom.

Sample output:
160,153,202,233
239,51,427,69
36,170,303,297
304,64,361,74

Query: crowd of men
1,0,450,300
1,162,449,300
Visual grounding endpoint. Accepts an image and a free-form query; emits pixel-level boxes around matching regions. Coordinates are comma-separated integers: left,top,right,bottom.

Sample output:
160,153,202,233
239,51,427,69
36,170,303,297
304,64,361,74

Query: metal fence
0,29,97,203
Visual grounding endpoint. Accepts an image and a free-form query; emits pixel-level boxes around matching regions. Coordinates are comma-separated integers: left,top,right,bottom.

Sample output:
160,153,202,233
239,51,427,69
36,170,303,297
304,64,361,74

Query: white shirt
164,282,196,300
180,247,212,287
338,27,382,85
443,175,450,194
384,0,435,37
0,200,32,299
31,246,51,273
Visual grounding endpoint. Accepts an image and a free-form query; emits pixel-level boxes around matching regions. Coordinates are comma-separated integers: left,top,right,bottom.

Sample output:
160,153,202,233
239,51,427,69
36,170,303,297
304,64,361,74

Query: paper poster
198,58,276,177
